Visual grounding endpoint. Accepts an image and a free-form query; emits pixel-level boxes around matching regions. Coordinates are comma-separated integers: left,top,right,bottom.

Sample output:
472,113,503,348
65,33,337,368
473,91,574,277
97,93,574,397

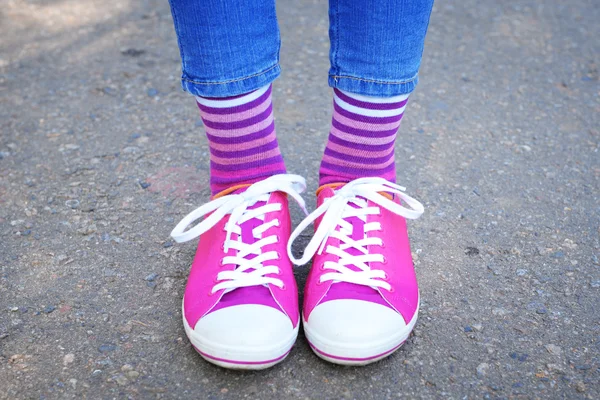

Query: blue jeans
168,0,434,97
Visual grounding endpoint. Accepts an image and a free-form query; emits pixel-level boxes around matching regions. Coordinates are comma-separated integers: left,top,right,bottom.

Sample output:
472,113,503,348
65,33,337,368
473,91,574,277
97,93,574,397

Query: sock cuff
333,89,408,117
195,84,271,108
336,88,409,103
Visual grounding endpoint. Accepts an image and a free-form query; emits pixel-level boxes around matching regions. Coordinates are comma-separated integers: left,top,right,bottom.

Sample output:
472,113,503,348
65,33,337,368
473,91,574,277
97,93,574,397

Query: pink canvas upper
183,191,299,329
303,186,419,324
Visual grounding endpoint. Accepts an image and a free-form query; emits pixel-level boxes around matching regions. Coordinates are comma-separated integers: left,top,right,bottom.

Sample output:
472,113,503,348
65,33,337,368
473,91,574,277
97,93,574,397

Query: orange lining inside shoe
212,183,252,200
316,182,394,200
316,182,345,196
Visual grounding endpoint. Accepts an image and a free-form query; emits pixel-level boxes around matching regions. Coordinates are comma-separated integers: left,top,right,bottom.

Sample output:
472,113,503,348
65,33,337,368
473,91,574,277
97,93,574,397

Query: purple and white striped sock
319,88,409,186
196,84,287,195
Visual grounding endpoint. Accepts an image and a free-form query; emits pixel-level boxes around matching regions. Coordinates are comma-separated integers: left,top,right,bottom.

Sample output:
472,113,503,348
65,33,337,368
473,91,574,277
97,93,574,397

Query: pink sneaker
288,177,424,366
171,174,307,369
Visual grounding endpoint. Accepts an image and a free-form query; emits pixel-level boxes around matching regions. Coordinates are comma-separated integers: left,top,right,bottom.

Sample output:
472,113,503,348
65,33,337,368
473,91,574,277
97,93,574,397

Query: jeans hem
328,73,419,97
181,64,281,97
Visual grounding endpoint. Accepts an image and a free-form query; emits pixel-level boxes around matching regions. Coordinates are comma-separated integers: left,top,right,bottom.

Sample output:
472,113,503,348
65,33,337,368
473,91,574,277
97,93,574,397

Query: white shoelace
171,174,307,294
287,177,424,291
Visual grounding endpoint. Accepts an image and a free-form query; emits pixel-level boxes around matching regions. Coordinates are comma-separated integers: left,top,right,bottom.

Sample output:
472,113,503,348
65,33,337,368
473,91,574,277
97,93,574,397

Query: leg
320,0,434,184
168,0,281,97
296,0,433,366
167,0,304,370
168,0,286,195
328,0,434,96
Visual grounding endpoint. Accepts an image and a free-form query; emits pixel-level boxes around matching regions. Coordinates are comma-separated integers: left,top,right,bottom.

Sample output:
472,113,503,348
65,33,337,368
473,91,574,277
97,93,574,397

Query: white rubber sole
303,308,418,366
182,303,299,370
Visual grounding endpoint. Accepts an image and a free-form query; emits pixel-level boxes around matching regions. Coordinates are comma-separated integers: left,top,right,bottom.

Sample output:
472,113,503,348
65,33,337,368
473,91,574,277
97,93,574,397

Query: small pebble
145,273,159,282
574,364,591,370
545,344,562,356
115,374,128,386
575,381,586,393
492,308,508,316
509,352,529,362
476,363,489,376
127,371,140,379
550,251,564,258
122,146,139,154
536,307,547,314
121,364,134,372
63,353,75,365
43,305,56,314
465,247,480,256
121,48,145,57
147,88,159,97
139,181,151,189
65,200,80,209
98,344,117,353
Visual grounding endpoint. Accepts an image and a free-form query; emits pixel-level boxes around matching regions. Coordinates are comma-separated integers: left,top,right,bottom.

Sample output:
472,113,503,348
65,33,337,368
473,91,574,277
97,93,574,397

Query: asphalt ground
1,0,599,398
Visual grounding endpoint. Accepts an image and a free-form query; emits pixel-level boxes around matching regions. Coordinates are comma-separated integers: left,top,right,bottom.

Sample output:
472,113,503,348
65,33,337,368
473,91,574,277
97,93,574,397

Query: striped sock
318,88,409,186
196,84,287,195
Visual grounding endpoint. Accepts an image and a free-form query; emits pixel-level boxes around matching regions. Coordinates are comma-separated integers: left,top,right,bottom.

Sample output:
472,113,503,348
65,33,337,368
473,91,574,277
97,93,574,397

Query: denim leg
168,0,281,97
328,0,434,96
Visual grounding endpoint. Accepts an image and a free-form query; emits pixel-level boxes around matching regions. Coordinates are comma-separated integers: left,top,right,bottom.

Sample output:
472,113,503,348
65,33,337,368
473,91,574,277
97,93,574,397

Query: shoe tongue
231,187,268,248
344,199,366,265
238,199,267,249
209,191,281,314
323,196,392,308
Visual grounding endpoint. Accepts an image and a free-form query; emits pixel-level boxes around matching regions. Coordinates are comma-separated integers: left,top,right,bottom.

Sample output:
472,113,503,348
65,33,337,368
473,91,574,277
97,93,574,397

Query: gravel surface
1,0,599,398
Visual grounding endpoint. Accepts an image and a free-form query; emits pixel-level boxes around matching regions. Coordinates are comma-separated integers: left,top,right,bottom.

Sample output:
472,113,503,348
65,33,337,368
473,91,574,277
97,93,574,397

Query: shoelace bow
171,174,307,293
287,177,424,291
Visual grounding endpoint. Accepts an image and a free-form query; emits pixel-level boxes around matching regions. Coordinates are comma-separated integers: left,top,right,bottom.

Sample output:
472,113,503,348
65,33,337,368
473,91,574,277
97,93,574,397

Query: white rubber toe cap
183,304,298,368
193,304,294,348
304,299,416,364
306,299,407,344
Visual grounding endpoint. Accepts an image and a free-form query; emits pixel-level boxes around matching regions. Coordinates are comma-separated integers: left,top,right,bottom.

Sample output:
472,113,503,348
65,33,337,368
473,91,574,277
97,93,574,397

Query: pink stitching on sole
192,345,292,365
307,340,405,362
